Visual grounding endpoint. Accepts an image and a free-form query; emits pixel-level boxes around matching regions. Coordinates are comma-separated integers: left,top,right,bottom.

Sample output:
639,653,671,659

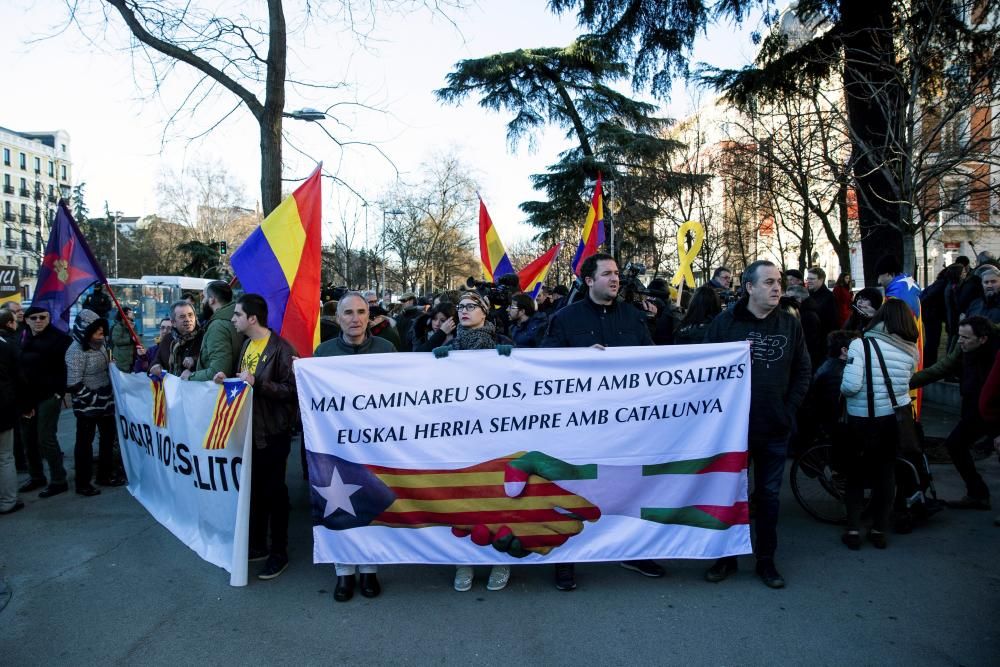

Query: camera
619,262,670,310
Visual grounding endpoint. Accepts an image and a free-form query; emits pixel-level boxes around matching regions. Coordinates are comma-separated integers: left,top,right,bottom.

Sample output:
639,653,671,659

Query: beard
201,302,214,322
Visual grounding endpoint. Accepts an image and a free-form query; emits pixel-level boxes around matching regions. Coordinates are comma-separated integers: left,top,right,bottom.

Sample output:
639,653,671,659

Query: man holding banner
541,252,663,590
703,260,811,589
216,293,298,581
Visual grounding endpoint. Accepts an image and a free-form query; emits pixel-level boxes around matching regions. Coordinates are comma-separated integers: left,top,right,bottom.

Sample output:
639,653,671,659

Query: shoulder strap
869,338,900,407
863,337,876,418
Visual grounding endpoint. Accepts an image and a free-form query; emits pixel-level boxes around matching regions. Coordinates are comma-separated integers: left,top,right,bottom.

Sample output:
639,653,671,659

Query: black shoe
946,495,991,510
19,479,46,493
359,573,381,598
38,483,68,498
867,530,888,549
704,557,738,583
76,485,101,497
841,531,861,551
0,501,25,515
755,559,785,589
248,547,269,562
620,559,665,578
96,476,127,487
334,574,356,602
554,563,576,591
257,553,289,580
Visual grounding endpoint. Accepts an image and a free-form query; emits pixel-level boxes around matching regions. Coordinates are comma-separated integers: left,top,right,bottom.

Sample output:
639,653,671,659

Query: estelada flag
570,175,605,276
517,243,562,299
150,374,167,429
231,166,322,356
31,202,107,332
202,379,250,450
478,198,516,281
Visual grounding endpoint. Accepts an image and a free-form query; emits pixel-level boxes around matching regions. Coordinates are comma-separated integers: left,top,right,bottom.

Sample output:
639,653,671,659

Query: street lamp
382,208,403,299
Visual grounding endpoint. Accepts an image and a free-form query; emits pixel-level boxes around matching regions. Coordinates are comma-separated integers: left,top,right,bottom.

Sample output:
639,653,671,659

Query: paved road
1,407,998,665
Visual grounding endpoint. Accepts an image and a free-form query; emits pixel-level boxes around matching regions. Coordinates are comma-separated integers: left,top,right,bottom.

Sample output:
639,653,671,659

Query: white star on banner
313,467,363,518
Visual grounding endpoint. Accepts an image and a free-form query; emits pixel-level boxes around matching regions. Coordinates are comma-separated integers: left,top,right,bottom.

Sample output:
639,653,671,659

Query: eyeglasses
456,303,481,312
507,305,520,310
28,314,49,321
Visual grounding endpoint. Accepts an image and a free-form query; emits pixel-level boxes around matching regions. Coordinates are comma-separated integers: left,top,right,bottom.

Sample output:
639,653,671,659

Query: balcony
47,194,57,203
3,185,13,194
4,240,16,249
939,211,983,227
19,188,30,198
21,241,32,251
3,213,14,222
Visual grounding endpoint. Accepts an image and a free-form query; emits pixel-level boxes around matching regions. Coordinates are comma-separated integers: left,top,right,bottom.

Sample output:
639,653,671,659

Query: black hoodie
705,298,811,441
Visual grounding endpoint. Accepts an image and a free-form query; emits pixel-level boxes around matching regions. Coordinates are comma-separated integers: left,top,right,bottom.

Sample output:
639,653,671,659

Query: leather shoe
704,556,738,583
38,483,68,498
334,574,355,602
96,475,127,487
19,479,46,493
841,531,861,550
554,563,576,591
76,485,101,497
0,501,25,515
359,573,381,598
755,559,785,589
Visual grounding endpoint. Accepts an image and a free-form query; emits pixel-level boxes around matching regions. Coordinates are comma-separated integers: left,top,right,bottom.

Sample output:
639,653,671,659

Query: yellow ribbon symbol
671,221,705,288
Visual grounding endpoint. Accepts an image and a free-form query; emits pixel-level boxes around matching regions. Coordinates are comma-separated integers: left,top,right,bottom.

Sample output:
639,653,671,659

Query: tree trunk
841,0,903,285
902,232,918,283
836,182,852,276
261,0,287,216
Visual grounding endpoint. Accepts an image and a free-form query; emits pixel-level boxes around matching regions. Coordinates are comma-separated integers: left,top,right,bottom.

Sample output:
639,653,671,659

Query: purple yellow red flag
517,243,562,299
571,175,605,276
30,202,107,332
202,379,251,450
478,198,516,281
231,166,322,357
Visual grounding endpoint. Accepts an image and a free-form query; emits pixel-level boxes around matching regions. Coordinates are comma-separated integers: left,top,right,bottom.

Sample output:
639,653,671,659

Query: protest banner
295,343,753,565
110,368,254,586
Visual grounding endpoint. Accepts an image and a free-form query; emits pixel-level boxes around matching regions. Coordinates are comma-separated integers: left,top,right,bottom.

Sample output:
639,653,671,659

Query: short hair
785,285,809,302
958,315,993,339
784,269,804,281
170,300,196,319
205,280,233,304
744,260,777,287
0,310,14,329
827,329,861,357
361,290,378,302
866,299,918,342
955,255,970,268
336,292,368,315
117,306,132,321
511,292,536,316
580,253,615,281
236,293,269,327
553,285,569,296
322,300,338,317
712,266,731,279
874,254,902,276
159,317,172,326
807,266,826,282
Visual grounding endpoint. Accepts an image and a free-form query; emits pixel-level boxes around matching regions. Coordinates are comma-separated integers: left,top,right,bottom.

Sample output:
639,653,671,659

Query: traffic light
218,240,228,255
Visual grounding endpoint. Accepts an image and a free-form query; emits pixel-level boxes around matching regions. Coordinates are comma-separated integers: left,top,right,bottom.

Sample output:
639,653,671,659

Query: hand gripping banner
295,343,752,565
111,369,254,586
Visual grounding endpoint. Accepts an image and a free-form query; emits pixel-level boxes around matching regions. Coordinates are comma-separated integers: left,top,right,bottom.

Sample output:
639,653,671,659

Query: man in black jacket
215,293,298,581
703,260,811,589
541,253,661,590
0,309,24,514
805,266,840,336
18,306,72,498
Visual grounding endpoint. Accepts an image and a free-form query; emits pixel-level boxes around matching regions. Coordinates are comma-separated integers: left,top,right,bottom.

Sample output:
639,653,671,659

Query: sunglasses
28,314,49,321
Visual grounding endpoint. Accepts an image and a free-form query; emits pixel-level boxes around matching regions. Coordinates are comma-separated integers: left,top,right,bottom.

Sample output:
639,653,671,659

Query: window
20,203,27,220
48,161,54,177
60,143,66,153
61,165,67,180
3,174,9,187
19,153,26,170
33,157,40,173
19,177,26,190
2,148,9,166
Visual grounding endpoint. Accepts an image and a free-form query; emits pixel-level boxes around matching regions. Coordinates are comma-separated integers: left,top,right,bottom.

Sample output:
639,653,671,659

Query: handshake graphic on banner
309,450,748,558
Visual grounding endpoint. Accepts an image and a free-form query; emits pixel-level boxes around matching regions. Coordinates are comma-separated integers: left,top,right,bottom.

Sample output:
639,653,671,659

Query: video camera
472,279,513,310
619,262,671,309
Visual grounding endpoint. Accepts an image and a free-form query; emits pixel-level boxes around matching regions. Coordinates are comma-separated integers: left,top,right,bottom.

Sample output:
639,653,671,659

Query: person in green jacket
110,307,137,373
187,281,244,381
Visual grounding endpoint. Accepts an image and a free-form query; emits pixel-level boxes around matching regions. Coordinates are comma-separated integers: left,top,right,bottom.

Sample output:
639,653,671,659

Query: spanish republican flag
517,243,562,299
478,198,516,281
570,175,605,276
231,166,322,357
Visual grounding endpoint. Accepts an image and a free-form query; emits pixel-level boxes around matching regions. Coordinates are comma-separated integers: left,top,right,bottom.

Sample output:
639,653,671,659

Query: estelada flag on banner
202,379,250,451
150,374,167,429
231,166,322,356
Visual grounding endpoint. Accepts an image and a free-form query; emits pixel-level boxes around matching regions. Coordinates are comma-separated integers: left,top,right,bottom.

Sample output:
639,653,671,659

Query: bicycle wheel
790,443,849,524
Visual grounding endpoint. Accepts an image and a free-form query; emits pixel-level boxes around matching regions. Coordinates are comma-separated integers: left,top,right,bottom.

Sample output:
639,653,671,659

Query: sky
0,0,760,249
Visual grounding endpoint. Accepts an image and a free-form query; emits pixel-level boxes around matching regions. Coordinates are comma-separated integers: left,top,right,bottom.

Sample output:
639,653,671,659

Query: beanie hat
24,305,50,318
784,269,804,281
459,291,490,313
874,255,902,276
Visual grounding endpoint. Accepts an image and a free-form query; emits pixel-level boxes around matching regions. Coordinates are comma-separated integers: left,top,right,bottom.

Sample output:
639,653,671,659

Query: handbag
866,337,922,457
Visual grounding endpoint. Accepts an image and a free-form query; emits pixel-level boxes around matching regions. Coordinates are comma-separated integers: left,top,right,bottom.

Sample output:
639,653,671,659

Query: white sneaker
487,565,511,591
454,566,474,592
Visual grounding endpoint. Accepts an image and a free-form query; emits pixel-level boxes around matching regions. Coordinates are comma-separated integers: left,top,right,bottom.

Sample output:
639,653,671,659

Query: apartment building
0,126,72,286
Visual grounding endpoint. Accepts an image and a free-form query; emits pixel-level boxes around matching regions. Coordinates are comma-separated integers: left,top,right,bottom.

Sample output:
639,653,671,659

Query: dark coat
912,334,1000,421
509,312,548,348
966,293,1000,324
238,332,298,448
704,298,812,441
806,285,840,337
19,324,71,407
0,329,22,430
541,297,653,348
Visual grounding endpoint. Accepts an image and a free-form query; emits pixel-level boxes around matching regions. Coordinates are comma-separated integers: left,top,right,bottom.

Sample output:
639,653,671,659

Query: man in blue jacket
703,260,811,589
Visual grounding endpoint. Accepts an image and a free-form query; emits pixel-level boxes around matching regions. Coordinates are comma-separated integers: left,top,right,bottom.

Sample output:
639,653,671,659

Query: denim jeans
22,396,67,485
74,413,117,489
749,436,790,561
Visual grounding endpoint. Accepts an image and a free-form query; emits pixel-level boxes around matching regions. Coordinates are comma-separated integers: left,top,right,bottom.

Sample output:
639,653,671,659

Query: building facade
0,126,72,293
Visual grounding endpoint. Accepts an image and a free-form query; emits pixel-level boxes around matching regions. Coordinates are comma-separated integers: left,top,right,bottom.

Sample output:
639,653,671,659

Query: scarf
452,320,499,350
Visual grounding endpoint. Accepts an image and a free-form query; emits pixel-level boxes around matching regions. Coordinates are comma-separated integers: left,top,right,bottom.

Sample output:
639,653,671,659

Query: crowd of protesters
2,250,999,604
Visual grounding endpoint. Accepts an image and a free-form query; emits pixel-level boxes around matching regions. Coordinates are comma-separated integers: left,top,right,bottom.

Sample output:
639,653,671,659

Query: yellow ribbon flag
670,221,705,289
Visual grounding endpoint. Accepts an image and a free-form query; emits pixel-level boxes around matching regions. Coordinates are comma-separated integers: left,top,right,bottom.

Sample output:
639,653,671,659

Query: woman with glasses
433,292,516,592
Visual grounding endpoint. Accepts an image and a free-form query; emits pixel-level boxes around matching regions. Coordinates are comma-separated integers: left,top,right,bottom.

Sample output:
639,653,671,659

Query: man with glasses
1,301,25,336
507,293,547,348
18,306,72,497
